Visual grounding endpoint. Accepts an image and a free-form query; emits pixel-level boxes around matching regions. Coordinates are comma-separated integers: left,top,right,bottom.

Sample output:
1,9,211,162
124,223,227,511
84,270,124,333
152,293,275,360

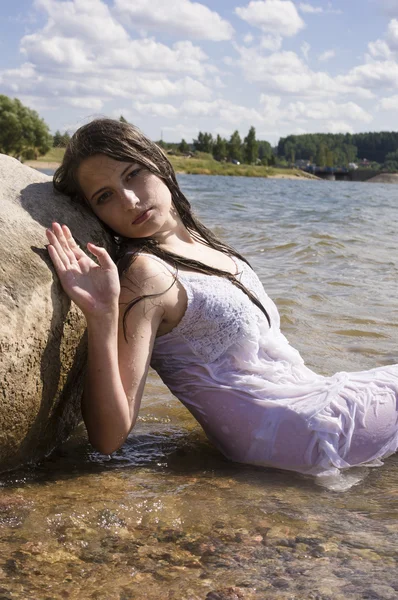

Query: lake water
1,175,398,599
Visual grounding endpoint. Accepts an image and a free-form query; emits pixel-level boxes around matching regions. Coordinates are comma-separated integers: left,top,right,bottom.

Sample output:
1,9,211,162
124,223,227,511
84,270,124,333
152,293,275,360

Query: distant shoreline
24,159,321,180
26,161,60,170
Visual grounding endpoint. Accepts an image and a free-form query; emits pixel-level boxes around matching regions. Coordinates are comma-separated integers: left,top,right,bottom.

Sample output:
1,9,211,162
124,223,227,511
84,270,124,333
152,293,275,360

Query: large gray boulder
0,154,114,472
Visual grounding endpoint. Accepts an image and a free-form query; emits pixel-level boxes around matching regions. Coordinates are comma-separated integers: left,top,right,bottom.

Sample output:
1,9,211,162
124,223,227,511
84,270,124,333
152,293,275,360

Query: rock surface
0,154,114,471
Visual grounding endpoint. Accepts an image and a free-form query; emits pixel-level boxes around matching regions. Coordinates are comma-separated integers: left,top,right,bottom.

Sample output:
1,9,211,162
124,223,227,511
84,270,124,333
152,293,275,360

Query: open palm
46,223,120,317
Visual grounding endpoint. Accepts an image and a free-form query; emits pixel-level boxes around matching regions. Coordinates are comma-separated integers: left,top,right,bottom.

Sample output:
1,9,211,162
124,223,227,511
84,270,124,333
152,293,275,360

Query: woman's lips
132,208,152,225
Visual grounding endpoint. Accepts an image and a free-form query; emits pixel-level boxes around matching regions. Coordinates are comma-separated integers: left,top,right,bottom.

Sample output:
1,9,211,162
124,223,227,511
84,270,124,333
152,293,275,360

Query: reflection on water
2,175,398,599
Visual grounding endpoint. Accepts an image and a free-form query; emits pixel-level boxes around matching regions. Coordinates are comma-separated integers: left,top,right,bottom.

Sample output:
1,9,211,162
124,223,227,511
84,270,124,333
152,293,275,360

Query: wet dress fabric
148,255,398,477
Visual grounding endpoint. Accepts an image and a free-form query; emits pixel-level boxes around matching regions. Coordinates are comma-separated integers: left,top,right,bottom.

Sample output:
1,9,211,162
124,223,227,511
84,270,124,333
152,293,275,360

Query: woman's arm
46,223,171,454
83,256,169,453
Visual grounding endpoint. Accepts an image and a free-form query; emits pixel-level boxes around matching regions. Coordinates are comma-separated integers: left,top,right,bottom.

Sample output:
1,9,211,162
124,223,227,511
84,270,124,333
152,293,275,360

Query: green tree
243,126,258,164
53,130,62,147
227,130,242,162
156,139,167,149
284,140,296,163
53,130,70,147
212,134,227,161
193,131,213,153
383,150,398,172
179,138,189,153
344,144,357,164
0,95,52,158
316,144,327,167
258,140,273,165
326,150,334,167
61,131,71,147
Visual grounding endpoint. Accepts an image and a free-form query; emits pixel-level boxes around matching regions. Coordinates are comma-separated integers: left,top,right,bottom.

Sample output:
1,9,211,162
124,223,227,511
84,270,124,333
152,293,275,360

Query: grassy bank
32,147,65,163
169,155,318,178
25,148,318,179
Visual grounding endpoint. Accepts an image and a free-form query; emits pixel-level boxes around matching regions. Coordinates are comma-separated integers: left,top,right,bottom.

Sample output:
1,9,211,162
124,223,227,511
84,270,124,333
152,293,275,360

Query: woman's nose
119,188,139,209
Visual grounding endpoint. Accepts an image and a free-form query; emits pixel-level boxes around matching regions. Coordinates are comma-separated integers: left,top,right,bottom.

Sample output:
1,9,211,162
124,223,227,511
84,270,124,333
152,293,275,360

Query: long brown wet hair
53,118,270,332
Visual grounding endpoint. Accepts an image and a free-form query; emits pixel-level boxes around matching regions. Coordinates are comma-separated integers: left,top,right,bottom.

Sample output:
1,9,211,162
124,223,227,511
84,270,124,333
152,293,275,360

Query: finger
47,243,67,275
46,228,72,269
61,224,86,260
87,243,115,270
51,222,78,264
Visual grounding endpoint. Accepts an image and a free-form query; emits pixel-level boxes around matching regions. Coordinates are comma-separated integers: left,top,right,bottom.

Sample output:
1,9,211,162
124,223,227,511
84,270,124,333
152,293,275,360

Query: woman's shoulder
120,253,176,297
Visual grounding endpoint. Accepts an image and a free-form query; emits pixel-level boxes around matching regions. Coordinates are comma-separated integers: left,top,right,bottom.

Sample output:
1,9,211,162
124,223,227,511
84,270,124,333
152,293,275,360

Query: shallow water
1,176,398,599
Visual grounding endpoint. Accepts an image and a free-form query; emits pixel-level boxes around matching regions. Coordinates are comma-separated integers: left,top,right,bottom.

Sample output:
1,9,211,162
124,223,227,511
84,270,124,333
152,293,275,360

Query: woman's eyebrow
90,164,136,201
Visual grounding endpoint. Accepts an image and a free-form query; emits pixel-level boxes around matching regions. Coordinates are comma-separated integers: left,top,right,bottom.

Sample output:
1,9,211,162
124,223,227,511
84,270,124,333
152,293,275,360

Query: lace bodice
154,258,277,364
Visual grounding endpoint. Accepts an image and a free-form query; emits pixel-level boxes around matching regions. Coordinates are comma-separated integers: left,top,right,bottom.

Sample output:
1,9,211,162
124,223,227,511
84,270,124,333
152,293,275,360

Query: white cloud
22,31,210,78
378,95,398,110
180,99,265,124
260,94,282,111
299,3,322,14
318,49,336,62
114,0,234,41
34,0,129,44
338,59,398,91
301,41,310,60
235,46,344,96
243,33,254,44
367,39,392,60
133,102,179,118
299,2,342,15
325,121,354,134
21,34,93,71
235,0,305,37
259,94,283,121
287,100,372,123
159,122,202,143
386,18,398,50
101,40,209,78
63,97,104,110
7,0,215,112
260,35,282,51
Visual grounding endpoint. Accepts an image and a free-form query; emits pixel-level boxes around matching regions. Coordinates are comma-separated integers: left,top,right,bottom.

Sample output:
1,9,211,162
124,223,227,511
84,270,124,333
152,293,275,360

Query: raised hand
46,222,120,318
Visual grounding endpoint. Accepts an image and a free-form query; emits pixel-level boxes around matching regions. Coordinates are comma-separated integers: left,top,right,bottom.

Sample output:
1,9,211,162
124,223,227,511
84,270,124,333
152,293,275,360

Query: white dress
149,255,398,477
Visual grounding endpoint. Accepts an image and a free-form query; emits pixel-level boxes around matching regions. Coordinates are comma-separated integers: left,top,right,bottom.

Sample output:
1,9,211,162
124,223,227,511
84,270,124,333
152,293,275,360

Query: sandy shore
367,173,398,184
25,161,60,169
270,172,320,180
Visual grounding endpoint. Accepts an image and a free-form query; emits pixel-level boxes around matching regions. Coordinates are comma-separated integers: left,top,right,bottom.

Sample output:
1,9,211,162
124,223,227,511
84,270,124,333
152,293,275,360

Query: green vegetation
277,132,398,170
0,94,52,159
26,146,313,178
383,150,398,172
31,147,65,163
2,95,396,175
53,130,71,147
168,155,309,178
183,127,274,166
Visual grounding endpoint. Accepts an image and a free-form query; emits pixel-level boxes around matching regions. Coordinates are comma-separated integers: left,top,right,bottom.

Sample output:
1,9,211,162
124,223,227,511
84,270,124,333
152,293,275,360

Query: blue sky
1,0,398,144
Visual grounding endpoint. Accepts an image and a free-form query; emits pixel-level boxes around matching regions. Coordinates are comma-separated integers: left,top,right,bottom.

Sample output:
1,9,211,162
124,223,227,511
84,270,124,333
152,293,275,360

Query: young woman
46,118,398,479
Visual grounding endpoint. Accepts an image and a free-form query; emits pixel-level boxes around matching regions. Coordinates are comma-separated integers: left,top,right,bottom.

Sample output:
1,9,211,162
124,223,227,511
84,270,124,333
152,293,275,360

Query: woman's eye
97,191,112,204
126,167,141,181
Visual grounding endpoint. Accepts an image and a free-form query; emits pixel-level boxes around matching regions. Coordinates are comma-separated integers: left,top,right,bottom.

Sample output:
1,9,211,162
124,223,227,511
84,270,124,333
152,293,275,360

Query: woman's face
77,154,175,238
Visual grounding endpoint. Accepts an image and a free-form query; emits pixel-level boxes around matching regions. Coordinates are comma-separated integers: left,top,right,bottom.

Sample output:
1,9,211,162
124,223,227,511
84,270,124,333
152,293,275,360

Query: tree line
2,95,398,171
157,126,275,165
277,132,398,170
